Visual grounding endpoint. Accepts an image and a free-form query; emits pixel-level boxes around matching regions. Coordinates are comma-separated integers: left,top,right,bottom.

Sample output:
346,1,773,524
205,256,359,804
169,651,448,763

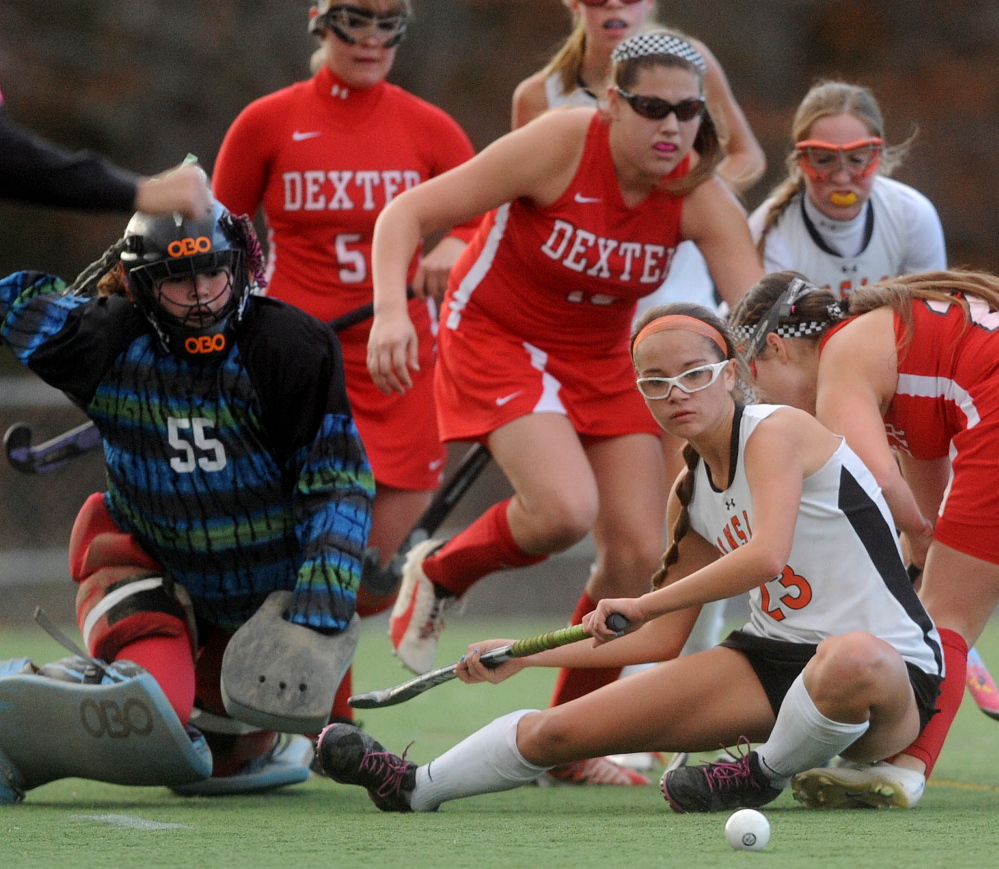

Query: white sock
755,673,870,789
409,709,549,812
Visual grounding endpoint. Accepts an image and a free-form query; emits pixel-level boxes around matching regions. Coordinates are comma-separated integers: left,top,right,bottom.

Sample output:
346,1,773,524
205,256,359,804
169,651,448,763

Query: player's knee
515,709,577,766
525,498,596,550
76,569,193,662
810,633,894,700
600,536,663,587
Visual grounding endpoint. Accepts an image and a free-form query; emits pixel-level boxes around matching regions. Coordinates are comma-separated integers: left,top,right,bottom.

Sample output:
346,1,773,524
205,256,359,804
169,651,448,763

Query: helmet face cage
127,249,243,330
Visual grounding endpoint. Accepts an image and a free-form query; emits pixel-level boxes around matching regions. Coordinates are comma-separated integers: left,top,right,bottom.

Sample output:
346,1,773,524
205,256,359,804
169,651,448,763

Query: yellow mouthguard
829,192,858,206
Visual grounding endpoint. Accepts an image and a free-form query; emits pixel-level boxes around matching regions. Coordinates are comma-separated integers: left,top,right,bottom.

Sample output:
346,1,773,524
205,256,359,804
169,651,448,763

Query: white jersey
543,74,719,314
749,176,946,299
686,404,942,678
543,73,600,110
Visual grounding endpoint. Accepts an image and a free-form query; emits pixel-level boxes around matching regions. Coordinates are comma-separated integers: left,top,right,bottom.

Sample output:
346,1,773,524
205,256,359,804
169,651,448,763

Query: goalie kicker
0,656,211,804
0,656,317,803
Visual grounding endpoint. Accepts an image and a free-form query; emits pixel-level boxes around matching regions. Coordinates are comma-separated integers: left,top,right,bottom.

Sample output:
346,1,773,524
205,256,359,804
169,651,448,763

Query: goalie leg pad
0,659,211,794
220,591,360,734
71,493,197,662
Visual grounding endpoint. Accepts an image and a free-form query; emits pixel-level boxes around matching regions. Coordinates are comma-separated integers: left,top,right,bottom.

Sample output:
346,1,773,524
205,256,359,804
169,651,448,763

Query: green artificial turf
2,615,998,869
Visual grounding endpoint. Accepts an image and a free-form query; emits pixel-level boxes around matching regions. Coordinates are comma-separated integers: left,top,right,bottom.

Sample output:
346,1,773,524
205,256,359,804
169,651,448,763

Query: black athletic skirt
720,629,942,733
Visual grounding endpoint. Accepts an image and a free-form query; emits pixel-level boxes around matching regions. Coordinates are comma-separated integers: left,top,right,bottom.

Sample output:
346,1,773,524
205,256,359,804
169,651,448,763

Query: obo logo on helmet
167,237,213,258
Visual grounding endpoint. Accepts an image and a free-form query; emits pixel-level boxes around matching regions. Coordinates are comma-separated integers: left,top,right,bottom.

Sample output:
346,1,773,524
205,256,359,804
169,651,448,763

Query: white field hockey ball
724,808,771,851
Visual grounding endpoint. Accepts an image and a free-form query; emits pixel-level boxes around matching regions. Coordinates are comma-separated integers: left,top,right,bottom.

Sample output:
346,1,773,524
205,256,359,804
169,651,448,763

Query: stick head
4,422,33,467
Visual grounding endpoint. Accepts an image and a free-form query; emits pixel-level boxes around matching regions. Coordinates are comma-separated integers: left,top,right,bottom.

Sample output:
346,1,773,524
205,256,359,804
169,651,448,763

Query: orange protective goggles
794,137,883,182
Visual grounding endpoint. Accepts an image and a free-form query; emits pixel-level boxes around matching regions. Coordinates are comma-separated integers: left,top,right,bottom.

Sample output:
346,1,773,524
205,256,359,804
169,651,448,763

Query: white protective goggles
636,360,729,400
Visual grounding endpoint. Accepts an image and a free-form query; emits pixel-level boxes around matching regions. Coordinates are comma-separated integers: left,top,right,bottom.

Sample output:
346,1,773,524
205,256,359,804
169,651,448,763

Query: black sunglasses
615,88,705,122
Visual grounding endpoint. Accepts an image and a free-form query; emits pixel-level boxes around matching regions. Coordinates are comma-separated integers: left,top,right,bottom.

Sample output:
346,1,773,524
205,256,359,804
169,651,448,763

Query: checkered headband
730,321,828,342
611,32,706,74
730,276,834,359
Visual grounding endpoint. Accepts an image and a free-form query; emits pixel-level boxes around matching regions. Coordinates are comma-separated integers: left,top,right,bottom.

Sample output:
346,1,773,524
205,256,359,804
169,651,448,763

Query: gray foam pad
220,591,360,734
0,661,211,798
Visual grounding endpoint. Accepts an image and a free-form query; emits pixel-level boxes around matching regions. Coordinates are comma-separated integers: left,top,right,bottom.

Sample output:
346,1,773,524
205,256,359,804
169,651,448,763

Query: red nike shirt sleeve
423,108,480,243
213,95,281,220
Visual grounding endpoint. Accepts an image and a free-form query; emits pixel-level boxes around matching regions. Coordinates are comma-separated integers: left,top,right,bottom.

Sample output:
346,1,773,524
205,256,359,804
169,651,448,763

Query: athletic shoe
171,733,313,797
966,647,999,720
791,760,925,809
316,722,416,812
606,751,668,771
538,757,651,786
388,539,455,674
0,658,35,679
661,741,781,813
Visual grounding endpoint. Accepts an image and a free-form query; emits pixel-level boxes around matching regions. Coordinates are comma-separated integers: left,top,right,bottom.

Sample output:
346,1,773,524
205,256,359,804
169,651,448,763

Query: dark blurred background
1,0,997,616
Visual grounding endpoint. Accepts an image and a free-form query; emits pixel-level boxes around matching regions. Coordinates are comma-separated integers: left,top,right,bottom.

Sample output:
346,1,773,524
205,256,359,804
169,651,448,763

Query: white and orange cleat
388,539,455,675
538,757,652,787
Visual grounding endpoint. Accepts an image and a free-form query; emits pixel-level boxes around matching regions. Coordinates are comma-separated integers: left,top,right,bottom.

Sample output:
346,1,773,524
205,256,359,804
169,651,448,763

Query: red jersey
828,295,999,563
213,65,477,327
883,297,999,460
213,66,476,491
442,113,688,356
434,113,687,443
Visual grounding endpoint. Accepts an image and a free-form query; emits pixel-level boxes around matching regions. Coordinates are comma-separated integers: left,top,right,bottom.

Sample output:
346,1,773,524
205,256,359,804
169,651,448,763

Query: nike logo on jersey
495,391,522,406
292,130,322,141
428,458,445,471
574,193,602,204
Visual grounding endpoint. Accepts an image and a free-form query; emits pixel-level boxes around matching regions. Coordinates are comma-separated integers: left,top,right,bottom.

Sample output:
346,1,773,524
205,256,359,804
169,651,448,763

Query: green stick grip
508,624,588,658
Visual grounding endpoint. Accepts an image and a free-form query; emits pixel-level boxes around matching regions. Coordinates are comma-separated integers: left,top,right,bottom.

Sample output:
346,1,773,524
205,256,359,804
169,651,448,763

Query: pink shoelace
359,744,412,800
702,738,763,794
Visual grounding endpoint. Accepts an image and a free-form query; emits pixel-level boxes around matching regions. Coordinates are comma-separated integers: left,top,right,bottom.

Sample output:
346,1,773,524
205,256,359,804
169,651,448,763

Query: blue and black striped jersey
0,271,374,632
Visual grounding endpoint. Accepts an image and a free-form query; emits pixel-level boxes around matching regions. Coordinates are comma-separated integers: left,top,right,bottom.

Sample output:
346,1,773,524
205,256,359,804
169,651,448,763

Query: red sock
549,592,621,707
117,633,196,725
904,627,969,778
330,666,353,724
423,500,546,597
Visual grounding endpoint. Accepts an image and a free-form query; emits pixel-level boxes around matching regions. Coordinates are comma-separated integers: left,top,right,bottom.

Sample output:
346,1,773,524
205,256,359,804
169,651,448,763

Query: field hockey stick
359,441,492,595
349,613,629,709
2,291,417,474
4,420,103,474
908,564,999,720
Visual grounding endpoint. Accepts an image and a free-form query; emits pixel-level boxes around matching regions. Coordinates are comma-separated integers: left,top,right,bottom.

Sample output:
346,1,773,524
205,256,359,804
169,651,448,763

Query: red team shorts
933,380,999,565
338,300,445,492
434,307,661,443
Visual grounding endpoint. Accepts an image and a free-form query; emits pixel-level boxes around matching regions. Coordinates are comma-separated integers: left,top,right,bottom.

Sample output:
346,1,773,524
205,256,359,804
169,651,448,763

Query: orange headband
632,314,728,357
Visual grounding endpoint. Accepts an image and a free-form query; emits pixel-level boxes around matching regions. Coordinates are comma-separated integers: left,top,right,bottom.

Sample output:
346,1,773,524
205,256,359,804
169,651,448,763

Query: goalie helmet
120,200,254,359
